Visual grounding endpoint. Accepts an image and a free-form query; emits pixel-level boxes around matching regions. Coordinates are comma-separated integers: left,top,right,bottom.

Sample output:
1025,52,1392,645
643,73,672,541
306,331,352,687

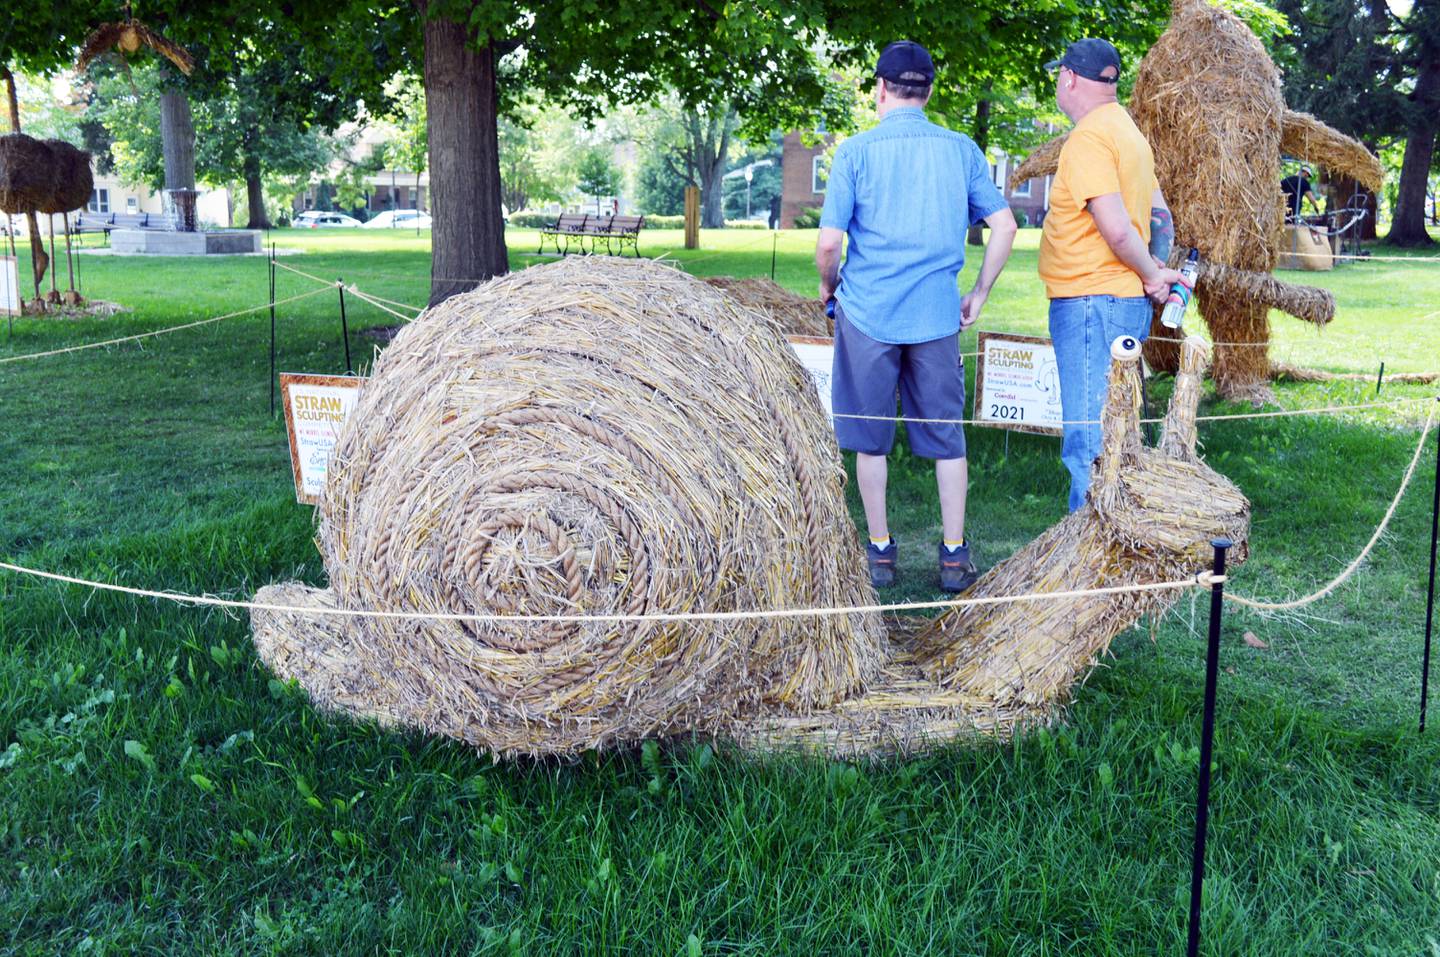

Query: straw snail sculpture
253,258,1251,758
1009,0,1385,401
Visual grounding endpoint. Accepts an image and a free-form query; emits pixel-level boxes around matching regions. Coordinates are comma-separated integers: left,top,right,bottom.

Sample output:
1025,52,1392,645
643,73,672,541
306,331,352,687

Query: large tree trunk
159,88,196,191
1386,59,1440,247
968,97,992,246
244,149,270,230
422,10,508,306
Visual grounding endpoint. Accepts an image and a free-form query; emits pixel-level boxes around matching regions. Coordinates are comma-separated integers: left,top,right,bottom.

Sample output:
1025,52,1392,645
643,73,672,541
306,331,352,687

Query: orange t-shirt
1038,102,1158,299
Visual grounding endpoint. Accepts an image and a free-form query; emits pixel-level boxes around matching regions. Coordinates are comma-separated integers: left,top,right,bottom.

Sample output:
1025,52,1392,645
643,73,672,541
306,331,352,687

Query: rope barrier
828,396,1431,428
1224,399,1438,612
272,259,340,288
345,285,422,324
0,287,334,366
0,558,1206,623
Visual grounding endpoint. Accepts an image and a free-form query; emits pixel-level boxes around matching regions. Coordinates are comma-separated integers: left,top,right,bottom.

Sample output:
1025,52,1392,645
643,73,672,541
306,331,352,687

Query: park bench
73,212,164,246
537,212,646,257
537,212,593,255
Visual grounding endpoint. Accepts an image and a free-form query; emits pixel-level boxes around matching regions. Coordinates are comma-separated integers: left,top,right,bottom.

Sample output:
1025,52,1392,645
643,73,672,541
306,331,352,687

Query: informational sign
280,373,368,505
0,255,20,317
974,332,1063,436
786,334,834,417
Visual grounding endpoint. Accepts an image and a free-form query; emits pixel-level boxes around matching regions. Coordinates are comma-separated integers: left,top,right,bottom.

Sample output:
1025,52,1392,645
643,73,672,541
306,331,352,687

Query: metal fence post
1187,538,1232,957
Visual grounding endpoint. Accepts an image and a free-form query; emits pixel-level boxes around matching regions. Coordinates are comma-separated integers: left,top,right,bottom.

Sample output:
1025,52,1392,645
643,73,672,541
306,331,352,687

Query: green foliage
507,211,556,228
379,74,427,177
635,149,688,216
792,205,823,229
575,147,620,210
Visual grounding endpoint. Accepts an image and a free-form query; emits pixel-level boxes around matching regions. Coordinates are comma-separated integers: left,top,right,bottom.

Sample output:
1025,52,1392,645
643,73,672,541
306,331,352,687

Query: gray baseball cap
1045,39,1122,84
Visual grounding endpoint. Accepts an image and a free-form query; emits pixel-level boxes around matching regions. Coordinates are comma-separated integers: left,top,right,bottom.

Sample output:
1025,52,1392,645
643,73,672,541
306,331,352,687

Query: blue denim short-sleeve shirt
819,107,1007,345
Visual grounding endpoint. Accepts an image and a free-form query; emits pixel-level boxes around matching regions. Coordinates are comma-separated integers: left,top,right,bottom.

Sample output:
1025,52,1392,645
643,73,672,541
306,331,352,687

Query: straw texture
252,256,886,757
0,134,53,216
40,140,93,215
703,276,833,337
911,337,1250,709
1008,0,1382,398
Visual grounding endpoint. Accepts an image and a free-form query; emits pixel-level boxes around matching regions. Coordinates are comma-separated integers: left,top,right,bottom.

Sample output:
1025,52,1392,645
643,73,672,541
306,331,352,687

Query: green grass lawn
1,226,1439,954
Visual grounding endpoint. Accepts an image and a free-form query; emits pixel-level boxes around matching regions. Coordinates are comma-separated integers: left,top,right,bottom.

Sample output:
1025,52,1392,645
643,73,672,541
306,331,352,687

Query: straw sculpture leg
909,336,1249,710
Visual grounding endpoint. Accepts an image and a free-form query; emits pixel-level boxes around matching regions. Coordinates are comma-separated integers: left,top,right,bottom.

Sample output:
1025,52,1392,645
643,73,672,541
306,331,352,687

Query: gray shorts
830,305,967,459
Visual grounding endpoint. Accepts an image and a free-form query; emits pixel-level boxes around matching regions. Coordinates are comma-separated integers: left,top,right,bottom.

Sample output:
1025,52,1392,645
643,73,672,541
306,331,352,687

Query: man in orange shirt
1038,39,1185,511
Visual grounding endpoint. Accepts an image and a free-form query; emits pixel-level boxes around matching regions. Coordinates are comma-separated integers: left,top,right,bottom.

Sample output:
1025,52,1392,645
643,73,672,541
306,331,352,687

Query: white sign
974,332,1063,435
0,255,19,317
280,373,367,504
786,334,834,417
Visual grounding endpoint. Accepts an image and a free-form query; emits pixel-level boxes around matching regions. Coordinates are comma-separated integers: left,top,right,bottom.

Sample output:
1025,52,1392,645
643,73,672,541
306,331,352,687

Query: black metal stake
1420,408,1439,732
1187,538,1232,957
1376,362,1385,396
337,278,353,374
268,243,277,416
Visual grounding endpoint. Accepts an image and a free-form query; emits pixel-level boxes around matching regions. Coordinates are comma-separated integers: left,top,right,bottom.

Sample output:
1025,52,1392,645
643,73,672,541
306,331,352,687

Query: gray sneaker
866,538,898,589
938,541,978,593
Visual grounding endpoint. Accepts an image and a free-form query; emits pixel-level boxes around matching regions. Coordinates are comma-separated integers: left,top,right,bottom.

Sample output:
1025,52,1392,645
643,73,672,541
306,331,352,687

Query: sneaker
938,541,978,593
866,538,898,589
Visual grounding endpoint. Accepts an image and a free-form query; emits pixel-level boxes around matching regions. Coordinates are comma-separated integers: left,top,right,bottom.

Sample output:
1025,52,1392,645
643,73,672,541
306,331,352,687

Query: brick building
779,129,1053,230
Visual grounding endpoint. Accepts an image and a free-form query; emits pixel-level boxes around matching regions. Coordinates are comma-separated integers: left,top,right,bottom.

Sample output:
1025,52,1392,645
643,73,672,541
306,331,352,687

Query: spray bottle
1159,248,1200,329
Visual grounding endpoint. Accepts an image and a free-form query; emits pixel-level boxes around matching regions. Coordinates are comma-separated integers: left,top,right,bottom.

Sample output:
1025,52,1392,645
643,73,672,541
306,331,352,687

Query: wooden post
684,185,700,250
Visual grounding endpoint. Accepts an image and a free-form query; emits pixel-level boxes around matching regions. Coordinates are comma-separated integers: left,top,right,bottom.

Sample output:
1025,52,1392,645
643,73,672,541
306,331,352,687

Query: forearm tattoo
1149,207,1174,263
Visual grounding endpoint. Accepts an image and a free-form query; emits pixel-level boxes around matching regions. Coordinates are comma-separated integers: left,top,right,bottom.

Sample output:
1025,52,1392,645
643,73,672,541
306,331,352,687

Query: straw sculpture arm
1007,134,1068,191
1279,111,1384,193
1168,249,1335,327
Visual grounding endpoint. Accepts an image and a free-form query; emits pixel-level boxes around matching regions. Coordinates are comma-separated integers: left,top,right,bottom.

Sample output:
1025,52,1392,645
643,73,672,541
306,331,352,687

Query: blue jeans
1049,295,1152,511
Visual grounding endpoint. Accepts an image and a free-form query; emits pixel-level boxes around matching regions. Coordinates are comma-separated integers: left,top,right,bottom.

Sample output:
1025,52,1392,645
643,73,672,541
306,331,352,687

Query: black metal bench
537,212,646,257
538,212,593,255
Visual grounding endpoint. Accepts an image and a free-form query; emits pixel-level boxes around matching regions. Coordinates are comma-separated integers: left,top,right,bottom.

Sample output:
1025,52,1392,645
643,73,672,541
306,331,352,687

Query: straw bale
703,276,832,337
252,256,887,758
912,337,1249,708
0,134,55,216
41,140,93,214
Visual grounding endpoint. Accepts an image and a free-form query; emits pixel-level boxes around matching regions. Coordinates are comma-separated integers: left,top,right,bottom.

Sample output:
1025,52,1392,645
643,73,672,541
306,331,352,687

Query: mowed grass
1,225,1439,954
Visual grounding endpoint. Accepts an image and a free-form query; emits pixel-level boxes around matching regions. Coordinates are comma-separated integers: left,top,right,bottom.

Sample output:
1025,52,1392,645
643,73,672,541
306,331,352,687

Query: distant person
1036,38,1184,511
1280,165,1317,218
816,40,1018,593
768,194,781,229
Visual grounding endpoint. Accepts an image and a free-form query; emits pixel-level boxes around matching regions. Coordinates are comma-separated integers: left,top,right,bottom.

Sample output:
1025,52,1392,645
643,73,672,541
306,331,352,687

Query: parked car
361,209,432,229
294,210,363,228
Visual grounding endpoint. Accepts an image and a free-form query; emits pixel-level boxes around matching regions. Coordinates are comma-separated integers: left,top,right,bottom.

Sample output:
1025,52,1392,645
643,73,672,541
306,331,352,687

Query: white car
294,210,362,228
361,209,433,229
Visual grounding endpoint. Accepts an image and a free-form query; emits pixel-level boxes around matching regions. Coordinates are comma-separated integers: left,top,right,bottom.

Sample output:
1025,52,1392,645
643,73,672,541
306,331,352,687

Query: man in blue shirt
816,40,1018,593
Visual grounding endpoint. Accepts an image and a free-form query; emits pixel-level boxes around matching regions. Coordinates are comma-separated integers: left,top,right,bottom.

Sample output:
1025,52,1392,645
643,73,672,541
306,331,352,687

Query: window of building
87,188,110,213
1011,178,1031,198
126,196,138,213
811,154,829,194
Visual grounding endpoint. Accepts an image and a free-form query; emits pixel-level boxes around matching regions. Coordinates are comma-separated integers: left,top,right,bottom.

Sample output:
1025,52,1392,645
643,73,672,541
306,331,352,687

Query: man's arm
960,206,1018,329
1148,188,1174,264
816,227,845,302
1088,192,1184,303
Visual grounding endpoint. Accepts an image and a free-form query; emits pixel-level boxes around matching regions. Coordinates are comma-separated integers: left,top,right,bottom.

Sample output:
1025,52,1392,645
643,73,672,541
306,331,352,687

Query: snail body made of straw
913,335,1250,709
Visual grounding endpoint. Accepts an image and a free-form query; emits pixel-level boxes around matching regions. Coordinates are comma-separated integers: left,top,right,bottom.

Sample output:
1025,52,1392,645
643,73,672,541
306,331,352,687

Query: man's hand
818,280,836,303
1143,266,1186,305
960,289,986,330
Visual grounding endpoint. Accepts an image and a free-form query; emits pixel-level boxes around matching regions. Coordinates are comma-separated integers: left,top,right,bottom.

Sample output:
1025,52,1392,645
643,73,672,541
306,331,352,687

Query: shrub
508,211,557,229
792,205,823,229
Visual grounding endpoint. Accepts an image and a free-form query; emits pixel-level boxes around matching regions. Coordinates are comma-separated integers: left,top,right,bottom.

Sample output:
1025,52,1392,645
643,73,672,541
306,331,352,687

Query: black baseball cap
874,41,935,85
1045,39,1122,84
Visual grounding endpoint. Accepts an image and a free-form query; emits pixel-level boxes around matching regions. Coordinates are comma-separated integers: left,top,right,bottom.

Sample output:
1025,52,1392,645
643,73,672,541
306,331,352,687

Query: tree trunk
1386,59,1440,247
244,149,270,230
159,88,196,191
422,12,507,305
968,97,992,246
699,155,726,229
